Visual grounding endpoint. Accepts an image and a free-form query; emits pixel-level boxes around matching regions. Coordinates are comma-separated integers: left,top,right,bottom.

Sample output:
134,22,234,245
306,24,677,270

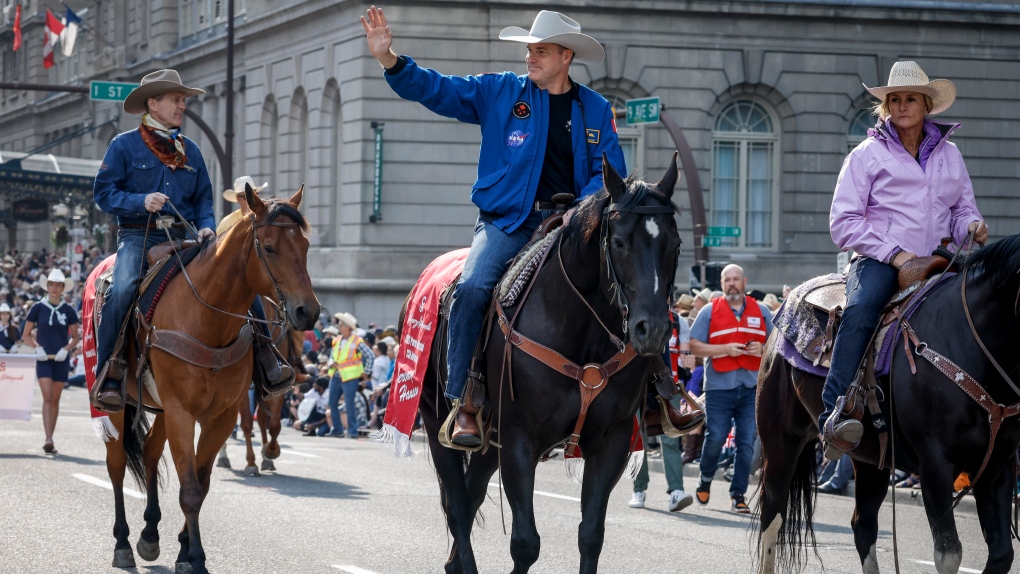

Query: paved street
0,385,1000,574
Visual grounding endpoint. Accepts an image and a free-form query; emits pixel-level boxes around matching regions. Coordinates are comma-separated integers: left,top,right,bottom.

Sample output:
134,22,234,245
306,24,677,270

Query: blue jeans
820,453,855,490
96,228,185,370
699,385,756,496
444,211,549,400
819,257,899,430
328,374,361,436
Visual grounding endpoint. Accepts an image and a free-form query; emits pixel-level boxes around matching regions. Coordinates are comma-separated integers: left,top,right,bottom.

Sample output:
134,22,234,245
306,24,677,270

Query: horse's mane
560,175,667,246
967,233,1020,290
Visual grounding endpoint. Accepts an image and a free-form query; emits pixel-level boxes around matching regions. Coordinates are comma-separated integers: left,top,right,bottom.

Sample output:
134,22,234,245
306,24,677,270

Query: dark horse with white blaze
405,154,683,574
755,234,1020,574
99,187,318,574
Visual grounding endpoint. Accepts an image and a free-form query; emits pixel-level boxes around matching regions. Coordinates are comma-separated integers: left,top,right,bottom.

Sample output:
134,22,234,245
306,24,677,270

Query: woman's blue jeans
444,211,550,401
818,257,899,430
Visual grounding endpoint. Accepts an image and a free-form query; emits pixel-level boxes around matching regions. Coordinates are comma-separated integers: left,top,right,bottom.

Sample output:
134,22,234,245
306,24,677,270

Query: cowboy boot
91,358,127,413
821,395,865,461
644,367,705,438
450,367,486,449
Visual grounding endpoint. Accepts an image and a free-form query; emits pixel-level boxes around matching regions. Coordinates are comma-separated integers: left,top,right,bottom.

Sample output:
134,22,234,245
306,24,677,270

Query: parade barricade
0,354,38,421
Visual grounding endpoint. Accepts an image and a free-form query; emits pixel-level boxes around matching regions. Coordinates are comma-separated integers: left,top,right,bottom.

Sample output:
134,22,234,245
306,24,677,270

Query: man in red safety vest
689,264,773,514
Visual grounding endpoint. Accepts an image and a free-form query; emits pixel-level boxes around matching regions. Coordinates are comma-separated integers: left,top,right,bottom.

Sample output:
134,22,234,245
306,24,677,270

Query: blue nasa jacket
385,56,627,233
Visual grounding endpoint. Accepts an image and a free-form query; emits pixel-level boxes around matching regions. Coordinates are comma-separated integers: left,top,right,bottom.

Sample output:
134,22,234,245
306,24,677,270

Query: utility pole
224,0,235,212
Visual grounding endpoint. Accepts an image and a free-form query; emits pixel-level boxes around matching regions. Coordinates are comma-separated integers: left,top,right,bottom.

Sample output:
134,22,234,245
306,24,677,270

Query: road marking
488,482,581,502
332,565,378,574
32,408,94,415
73,473,145,499
911,560,980,573
284,450,320,458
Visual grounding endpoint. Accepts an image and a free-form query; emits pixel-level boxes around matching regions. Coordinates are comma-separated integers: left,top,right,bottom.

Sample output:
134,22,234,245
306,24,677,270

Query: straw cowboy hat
39,268,74,293
334,312,358,330
223,175,269,202
864,61,957,116
675,293,695,310
123,69,205,115
692,287,713,304
499,10,605,65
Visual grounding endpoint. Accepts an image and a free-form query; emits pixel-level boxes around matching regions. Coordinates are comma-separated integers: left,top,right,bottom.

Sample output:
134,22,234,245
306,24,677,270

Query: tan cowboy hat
864,61,957,116
499,11,605,65
692,287,712,304
123,69,206,115
334,312,358,330
39,268,74,293
675,293,695,310
223,175,269,202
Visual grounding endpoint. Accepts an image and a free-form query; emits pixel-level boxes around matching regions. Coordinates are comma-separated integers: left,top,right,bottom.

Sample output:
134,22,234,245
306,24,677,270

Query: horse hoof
136,538,160,561
216,456,231,469
260,459,276,472
175,561,193,574
244,465,260,477
262,442,281,459
112,548,136,568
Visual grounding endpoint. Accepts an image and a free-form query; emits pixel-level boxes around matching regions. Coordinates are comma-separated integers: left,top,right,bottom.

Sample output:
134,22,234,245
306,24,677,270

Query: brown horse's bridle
160,202,300,330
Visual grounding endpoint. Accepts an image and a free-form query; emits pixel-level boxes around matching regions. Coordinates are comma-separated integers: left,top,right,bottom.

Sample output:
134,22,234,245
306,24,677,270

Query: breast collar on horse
493,194,681,456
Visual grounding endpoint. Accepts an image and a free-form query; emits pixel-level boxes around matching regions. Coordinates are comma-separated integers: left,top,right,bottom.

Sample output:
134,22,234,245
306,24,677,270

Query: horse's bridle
559,196,682,352
599,198,683,340
160,202,299,330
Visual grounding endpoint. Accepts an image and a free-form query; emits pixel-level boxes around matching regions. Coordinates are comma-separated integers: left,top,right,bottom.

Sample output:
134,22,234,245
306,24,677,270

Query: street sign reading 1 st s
706,226,741,237
90,81,138,102
625,96,660,125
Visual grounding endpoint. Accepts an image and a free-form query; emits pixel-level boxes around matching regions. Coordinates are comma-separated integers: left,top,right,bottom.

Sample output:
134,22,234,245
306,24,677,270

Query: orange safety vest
707,296,766,373
329,335,365,380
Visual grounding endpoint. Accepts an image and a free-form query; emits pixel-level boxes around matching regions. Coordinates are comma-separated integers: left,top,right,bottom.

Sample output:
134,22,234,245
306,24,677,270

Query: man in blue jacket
363,7,627,450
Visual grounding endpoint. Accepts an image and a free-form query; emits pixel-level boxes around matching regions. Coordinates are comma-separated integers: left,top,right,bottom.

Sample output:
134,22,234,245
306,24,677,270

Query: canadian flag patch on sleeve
611,117,618,133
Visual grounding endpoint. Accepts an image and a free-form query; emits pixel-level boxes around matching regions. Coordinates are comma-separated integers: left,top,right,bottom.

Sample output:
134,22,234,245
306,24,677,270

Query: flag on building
12,3,22,52
43,9,65,69
61,6,83,57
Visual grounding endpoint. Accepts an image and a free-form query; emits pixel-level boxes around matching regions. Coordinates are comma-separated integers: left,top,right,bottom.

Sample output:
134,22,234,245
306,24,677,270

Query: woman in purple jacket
820,61,988,460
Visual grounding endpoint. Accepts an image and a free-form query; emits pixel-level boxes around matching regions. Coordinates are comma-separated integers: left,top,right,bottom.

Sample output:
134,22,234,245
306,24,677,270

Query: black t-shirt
535,91,575,203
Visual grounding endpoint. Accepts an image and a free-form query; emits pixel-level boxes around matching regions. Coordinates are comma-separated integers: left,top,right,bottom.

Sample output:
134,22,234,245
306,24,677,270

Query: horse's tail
122,403,150,490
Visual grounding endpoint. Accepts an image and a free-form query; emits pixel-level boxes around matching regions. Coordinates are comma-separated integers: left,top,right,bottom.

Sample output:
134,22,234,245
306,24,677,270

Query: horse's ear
656,152,679,198
287,184,304,208
602,152,625,201
246,183,267,218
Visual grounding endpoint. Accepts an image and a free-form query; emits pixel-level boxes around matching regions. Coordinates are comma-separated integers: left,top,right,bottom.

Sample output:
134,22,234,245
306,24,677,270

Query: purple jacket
830,119,982,263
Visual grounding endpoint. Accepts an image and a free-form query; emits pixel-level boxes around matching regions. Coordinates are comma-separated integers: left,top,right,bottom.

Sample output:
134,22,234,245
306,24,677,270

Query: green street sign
706,226,741,237
89,81,138,102
702,237,723,247
625,97,660,125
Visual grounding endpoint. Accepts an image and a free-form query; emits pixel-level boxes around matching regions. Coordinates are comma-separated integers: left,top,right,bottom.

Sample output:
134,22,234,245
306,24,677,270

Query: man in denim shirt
92,69,215,410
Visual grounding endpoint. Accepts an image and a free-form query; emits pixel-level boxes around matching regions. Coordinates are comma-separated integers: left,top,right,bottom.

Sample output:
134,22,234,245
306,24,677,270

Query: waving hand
361,6,399,69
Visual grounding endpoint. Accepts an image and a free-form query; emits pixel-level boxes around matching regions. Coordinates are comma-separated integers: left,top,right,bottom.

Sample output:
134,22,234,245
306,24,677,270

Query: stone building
1,0,1018,325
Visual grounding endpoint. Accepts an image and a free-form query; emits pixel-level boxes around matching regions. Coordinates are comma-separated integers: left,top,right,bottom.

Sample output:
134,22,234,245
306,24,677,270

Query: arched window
711,99,778,249
260,96,279,189
605,94,644,176
847,107,874,152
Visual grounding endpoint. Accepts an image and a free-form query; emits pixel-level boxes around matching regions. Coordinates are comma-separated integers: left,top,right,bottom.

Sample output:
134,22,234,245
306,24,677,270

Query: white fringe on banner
92,416,119,443
370,423,416,458
625,449,644,482
564,457,585,484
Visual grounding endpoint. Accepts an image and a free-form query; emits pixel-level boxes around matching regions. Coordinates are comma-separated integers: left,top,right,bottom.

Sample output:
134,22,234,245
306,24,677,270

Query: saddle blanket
375,248,469,457
774,272,954,379
83,255,119,441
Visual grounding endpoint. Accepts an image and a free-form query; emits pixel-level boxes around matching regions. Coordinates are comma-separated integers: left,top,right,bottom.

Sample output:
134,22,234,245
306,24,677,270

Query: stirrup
656,396,705,438
90,360,127,414
438,399,484,453
822,406,864,461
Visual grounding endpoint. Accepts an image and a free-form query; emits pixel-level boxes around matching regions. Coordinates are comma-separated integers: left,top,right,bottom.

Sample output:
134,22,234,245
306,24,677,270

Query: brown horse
216,297,306,475
99,186,318,574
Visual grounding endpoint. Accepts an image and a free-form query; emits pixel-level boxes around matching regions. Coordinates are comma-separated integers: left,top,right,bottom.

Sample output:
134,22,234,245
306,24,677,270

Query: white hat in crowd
0,303,10,314
39,268,74,293
223,175,269,203
334,312,358,329
322,325,340,336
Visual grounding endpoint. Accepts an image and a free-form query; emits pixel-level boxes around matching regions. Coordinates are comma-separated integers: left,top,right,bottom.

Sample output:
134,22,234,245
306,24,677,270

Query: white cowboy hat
381,336,397,347
223,175,269,202
864,61,957,116
123,69,205,115
322,325,340,336
39,268,74,293
334,312,358,330
499,11,605,65
0,303,10,313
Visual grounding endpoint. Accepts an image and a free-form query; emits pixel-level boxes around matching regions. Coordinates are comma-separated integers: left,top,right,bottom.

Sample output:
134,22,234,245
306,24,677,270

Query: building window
605,95,644,177
847,107,873,152
711,99,778,249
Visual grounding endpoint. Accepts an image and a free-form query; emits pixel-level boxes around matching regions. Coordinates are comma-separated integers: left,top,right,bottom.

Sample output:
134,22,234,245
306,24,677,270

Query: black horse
754,234,1020,574
405,154,682,574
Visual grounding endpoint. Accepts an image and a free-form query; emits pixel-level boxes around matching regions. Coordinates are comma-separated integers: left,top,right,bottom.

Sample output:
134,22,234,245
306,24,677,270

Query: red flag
43,9,64,69
12,4,21,52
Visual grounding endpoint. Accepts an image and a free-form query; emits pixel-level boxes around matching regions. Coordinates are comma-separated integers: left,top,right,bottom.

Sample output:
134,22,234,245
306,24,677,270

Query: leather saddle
801,250,958,369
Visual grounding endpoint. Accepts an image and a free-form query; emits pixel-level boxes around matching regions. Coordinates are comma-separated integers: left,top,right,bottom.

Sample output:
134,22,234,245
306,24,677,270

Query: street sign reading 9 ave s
625,97,660,125
90,81,138,102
